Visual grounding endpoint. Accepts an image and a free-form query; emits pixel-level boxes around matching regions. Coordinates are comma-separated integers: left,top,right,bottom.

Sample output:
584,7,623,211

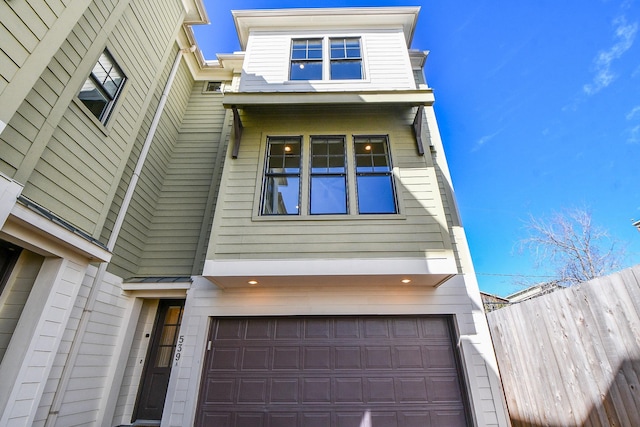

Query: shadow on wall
509,358,640,426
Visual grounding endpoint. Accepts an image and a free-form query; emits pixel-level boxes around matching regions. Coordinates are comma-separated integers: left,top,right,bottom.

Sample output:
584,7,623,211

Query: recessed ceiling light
248,280,258,285
401,279,411,284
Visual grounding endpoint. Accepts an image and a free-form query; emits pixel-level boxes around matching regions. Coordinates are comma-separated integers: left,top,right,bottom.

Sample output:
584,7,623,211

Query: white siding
239,29,415,92
0,251,44,362
111,299,158,425
0,257,87,427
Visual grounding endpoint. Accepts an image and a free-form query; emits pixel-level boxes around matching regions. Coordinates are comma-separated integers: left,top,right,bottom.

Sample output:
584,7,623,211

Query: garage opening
195,316,470,426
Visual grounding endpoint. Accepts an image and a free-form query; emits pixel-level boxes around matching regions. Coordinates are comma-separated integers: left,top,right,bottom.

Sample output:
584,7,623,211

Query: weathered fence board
487,265,640,427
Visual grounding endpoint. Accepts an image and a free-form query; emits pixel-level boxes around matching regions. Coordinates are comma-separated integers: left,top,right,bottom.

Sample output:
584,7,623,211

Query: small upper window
330,38,362,80
205,81,222,92
290,39,323,80
78,50,126,124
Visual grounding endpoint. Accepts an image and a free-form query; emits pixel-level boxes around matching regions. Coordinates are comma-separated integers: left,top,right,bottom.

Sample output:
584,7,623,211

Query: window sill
251,213,406,222
71,98,110,136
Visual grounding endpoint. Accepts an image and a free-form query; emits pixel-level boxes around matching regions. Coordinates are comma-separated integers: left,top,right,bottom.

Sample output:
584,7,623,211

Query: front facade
0,3,508,426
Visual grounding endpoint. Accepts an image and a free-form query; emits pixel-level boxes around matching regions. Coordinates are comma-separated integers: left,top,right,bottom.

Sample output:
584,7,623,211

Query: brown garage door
195,316,470,427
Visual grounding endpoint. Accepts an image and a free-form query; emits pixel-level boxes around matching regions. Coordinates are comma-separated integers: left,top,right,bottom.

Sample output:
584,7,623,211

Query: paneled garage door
195,316,470,427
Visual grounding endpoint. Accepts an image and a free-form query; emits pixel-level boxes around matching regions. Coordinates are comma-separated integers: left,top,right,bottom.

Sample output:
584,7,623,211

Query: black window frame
78,49,126,124
261,136,303,216
309,136,348,215
354,135,397,214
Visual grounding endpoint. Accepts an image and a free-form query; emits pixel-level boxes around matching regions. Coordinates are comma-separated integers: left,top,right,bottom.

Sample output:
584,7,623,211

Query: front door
134,299,184,422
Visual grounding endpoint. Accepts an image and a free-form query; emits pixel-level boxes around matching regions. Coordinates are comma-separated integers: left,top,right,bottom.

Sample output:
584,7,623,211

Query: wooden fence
487,265,640,427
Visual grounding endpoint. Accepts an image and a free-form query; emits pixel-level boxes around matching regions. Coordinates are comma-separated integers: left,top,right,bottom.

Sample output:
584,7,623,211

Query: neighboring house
506,282,561,303
480,292,511,312
0,3,509,427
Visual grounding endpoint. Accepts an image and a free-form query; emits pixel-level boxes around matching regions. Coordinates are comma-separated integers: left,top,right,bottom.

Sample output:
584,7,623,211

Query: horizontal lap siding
136,83,228,276
107,54,192,279
0,0,62,94
5,0,183,243
240,29,415,92
209,106,450,261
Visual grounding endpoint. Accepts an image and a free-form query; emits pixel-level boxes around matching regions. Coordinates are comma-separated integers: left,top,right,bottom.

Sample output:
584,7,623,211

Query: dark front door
134,299,185,422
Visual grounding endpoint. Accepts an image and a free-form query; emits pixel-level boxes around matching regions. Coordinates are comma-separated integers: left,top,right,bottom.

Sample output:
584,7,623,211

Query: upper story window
330,38,363,80
260,135,396,216
310,137,347,214
78,50,126,124
262,137,302,215
289,37,363,81
290,39,323,80
354,136,396,214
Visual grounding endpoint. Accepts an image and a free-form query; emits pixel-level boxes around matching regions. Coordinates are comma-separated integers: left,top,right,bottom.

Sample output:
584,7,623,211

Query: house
480,291,511,312
0,2,509,426
506,282,561,303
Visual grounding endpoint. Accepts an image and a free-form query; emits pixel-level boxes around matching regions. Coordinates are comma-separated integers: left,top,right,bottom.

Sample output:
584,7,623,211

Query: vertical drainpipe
45,45,195,427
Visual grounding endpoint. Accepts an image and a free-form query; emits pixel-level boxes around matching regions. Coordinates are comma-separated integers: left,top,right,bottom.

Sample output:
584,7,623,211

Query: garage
195,316,470,427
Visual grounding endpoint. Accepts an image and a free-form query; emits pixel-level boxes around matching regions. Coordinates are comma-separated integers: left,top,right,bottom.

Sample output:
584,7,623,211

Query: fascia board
222,90,434,108
233,7,420,50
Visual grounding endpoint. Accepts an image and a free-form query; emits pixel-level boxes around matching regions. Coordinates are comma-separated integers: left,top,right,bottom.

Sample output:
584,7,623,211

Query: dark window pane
263,176,300,215
330,61,362,80
78,80,109,119
357,175,396,214
310,176,347,214
290,61,322,80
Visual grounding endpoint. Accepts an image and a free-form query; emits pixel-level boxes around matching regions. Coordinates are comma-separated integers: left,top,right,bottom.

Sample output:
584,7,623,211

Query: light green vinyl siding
207,105,453,261
133,81,229,276
1,0,185,242
105,54,193,279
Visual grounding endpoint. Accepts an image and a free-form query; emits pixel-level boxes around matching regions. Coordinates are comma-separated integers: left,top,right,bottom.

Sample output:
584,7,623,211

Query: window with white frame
289,37,363,81
330,37,362,80
290,39,323,80
78,50,126,124
260,135,396,216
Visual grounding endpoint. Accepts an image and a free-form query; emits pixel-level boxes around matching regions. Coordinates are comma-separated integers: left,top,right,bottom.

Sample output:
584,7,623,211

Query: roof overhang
223,90,434,108
233,7,421,50
203,257,456,289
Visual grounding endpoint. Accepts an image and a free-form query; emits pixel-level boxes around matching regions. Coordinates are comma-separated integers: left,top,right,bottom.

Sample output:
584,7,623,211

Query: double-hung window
78,50,126,124
310,137,347,214
290,39,323,80
354,136,397,214
262,137,302,215
289,37,363,81
330,38,362,80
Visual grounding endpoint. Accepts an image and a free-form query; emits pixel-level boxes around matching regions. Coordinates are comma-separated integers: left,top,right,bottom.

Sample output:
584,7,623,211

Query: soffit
233,7,421,50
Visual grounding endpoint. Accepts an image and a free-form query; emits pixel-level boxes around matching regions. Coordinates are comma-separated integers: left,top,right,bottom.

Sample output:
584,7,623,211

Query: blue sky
193,0,640,296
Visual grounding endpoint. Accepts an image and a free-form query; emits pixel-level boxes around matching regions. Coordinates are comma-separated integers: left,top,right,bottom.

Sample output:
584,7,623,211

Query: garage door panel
270,378,299,402
242,347,270,370
365,346,393,368
216,318,244,339
211,347,240,370
335,346,362,369
273,346,300,369
304,346,331,369
196,316,470,427
246,318,272,339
